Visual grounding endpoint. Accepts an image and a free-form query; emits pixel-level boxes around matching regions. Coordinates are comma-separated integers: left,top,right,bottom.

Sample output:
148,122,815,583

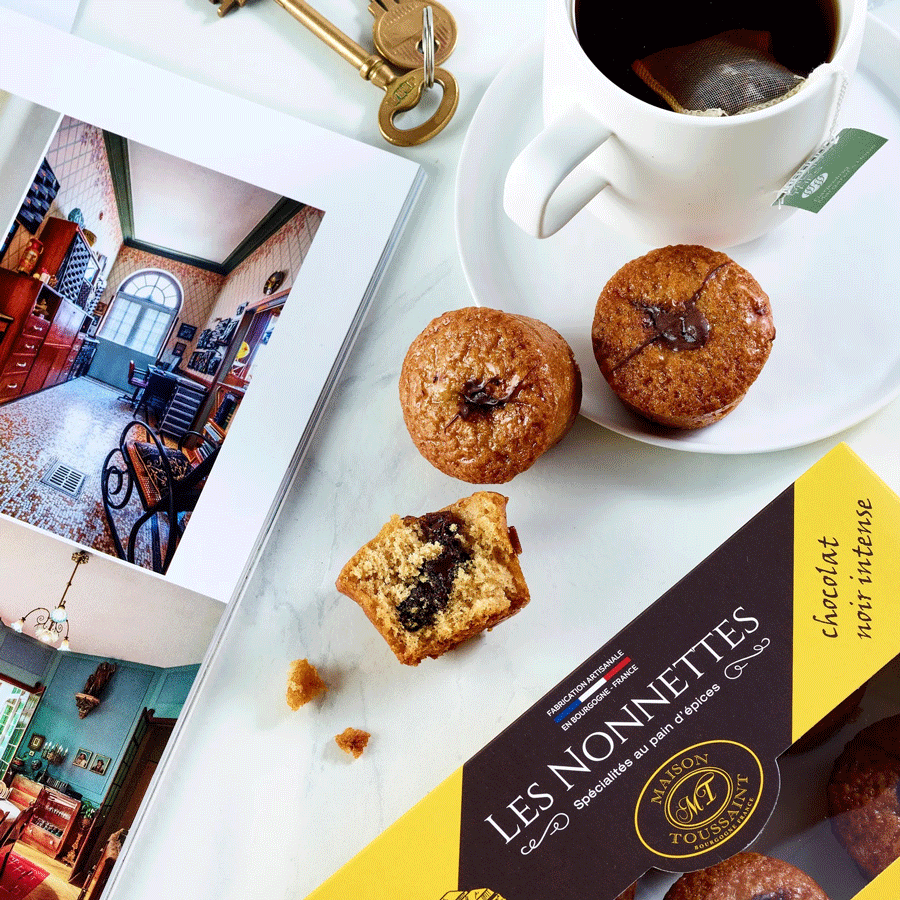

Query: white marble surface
0,0,79,30
67,2,900,899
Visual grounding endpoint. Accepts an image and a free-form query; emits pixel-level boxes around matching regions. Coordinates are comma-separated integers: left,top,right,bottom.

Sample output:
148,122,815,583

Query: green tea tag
775,127,887,212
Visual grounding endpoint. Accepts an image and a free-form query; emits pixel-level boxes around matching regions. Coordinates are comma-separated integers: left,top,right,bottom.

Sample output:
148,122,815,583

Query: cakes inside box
308,445,900,900
631,657,900,900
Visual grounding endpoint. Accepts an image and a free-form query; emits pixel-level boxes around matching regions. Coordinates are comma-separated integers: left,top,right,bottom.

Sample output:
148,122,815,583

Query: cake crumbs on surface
335,727,370,759
286,658,327,710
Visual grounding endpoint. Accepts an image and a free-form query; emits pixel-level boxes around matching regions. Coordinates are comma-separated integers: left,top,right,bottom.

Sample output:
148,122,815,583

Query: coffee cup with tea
503,0,866,247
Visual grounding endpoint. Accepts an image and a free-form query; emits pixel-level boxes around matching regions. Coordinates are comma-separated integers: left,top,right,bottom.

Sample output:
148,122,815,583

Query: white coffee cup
503,0,867,247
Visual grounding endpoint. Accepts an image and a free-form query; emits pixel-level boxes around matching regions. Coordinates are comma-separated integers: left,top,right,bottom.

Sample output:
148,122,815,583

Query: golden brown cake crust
827,713,900,878
335,492,529,666
664,852,829,900
399,307,581,484
592,245,775,429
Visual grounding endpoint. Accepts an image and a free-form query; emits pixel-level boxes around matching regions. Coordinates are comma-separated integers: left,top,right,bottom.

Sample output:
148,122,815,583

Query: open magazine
0,7,422,897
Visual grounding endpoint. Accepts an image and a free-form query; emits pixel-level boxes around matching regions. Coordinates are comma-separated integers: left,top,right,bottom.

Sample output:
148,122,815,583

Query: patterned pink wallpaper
175,204,323,382
105,246,227,349
1,117,124,274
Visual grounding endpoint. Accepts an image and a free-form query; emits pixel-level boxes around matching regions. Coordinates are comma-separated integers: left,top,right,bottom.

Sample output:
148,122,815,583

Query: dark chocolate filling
456,376,522,420
750,891,791,900
396,511,471,632
611,261,729,372
644,301,710,351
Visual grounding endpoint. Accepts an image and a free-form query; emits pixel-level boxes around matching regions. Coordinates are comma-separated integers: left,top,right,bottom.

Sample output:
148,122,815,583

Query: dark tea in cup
573,0,839,110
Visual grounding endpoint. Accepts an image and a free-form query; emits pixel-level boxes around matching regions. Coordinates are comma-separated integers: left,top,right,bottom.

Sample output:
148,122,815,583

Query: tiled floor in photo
0,377,172,571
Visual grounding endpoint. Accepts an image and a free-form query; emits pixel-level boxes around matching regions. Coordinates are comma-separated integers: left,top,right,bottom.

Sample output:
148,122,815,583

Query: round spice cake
827,713,900,878
591,245,775,429
399,306,582,484
663,852,830,900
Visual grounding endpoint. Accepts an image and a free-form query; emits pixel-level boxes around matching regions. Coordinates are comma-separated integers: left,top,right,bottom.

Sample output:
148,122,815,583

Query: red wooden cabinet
0,213,101,404
0,371,29,403
0,267,89,403
23,785,82,858
10,776,83,859
8,774,40,809
37,296,84,390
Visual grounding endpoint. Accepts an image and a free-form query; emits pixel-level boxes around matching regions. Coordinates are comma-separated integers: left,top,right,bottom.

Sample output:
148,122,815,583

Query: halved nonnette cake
336,492,529,665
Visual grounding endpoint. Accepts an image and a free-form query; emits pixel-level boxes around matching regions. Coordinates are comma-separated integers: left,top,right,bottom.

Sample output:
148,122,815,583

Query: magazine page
0,517,224,896
0,6,422,898
0,7,423,604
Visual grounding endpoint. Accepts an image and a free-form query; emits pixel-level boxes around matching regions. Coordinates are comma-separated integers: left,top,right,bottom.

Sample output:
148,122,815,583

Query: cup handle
504,106,613,238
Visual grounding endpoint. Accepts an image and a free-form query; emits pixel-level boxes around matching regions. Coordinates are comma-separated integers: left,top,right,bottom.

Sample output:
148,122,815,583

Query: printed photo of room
0,519,223,899
0,110,324,574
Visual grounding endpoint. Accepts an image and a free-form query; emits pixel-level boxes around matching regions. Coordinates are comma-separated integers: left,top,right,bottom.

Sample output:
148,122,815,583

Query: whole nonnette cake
663,852,830,900
335,491,529,665
827,713,900,878
592,245,775,429
399,306,582,484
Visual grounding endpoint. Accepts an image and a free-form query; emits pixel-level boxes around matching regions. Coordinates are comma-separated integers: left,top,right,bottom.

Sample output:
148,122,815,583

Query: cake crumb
335,727,370,759
286,659,327,710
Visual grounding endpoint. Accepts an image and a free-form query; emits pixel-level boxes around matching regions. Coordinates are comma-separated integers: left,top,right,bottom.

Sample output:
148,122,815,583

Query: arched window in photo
100,269,183,356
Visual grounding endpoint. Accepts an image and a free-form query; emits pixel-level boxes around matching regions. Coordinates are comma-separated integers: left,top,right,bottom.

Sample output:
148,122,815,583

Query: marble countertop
70,1,900,898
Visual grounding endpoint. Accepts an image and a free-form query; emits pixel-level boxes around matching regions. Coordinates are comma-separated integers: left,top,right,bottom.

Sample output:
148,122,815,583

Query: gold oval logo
634,741,763,860
665,766,733,829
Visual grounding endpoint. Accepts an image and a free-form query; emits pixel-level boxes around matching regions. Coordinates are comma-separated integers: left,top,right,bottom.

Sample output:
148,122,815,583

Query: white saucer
455,16,900,454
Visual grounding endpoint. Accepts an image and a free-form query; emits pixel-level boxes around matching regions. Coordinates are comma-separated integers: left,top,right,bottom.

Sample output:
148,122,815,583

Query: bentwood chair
101,420,220,573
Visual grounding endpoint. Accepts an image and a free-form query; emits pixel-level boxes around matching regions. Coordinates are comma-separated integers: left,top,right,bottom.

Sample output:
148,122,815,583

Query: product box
307,444,900,900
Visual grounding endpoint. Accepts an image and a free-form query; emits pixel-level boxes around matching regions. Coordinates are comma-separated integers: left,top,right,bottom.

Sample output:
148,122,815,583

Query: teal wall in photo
28,655,155,806
0,629,199,808
145,665,199,719
87,337,155,391
0,626,55,685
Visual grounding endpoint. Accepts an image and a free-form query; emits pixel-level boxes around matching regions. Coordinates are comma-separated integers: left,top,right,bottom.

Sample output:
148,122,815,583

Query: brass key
210,0,458,147
369,0,457,71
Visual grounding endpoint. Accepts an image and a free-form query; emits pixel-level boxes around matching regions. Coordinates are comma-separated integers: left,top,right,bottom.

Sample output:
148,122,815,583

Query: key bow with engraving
369,0,457,71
